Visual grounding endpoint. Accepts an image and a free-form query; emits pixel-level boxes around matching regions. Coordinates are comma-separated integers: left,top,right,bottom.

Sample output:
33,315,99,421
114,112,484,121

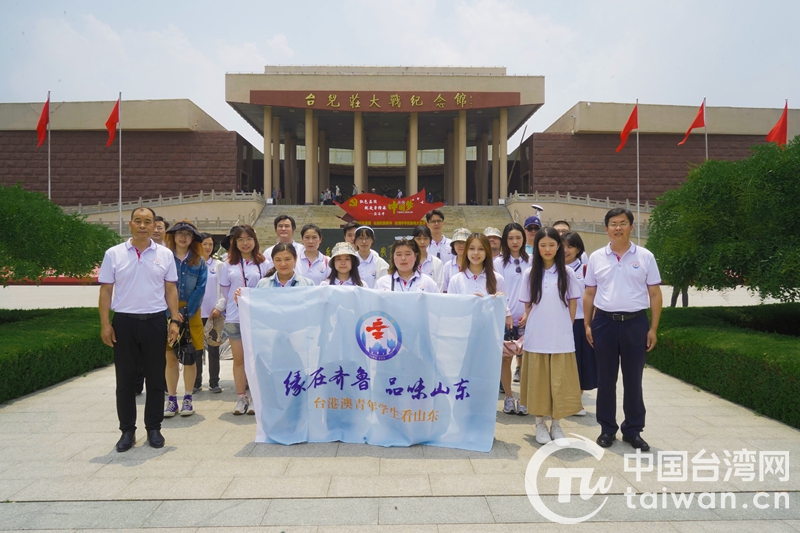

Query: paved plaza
0,285,797,531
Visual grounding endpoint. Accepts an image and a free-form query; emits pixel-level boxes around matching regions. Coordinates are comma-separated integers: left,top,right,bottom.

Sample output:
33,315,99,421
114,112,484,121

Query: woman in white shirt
412,225,445,291
562,231,595,416
320,242,366,287
519,227,582,446
374,238,439,293
195,232,226,394
218,225,270,416
296,224,330,285
354,226,389,288
442,227,470,292
493,222,532,415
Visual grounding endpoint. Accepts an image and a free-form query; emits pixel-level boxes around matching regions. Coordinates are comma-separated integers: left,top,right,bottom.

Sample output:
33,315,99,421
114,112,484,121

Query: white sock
535,416,546,425
551,419,561,428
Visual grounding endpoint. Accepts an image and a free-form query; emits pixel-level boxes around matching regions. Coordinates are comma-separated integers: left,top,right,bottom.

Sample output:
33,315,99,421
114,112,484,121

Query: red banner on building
335,189,444,227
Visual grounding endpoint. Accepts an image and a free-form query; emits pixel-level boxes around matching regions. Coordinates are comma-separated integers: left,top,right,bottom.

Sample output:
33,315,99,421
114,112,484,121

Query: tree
0,184,121,286
647,137,800,302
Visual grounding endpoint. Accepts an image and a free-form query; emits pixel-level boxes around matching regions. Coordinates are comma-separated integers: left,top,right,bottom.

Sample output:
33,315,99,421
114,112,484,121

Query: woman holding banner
218,225,270,416
374,238,439,293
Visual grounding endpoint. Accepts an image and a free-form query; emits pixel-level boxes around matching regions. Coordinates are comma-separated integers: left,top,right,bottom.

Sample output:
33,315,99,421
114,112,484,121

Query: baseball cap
524,216,542,229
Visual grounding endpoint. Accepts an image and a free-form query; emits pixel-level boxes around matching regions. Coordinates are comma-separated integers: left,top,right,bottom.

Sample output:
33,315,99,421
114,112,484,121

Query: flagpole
47,90,51,200
118,92,123,237
703,97,708,160
636,99,640,245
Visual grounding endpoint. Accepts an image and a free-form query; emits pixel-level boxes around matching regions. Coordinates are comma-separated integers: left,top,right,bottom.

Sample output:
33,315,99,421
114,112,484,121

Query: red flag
678,99,706,146
36,96,50,148
105,98,120,147
766,101,788,147
616,104,638,152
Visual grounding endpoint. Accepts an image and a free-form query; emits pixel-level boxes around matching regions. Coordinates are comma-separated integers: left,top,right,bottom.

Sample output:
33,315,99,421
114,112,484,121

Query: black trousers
195,317,221,389
113,312,167,433
592,312,649,437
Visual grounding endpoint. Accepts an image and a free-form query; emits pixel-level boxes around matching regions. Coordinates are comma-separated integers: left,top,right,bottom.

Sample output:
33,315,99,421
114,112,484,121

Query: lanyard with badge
391,275,415,292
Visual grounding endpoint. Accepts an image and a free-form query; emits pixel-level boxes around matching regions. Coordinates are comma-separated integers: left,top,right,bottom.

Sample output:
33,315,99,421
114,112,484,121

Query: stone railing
507,191,653,213
62,190,265,216
93,210,260,237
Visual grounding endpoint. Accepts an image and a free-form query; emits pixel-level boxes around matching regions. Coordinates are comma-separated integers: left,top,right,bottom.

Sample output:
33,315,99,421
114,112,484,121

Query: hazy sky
2,0,798,149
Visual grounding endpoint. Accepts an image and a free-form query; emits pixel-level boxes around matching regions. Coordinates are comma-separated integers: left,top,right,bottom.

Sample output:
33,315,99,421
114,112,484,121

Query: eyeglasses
176,231,194,239
608,222,630,229
513,258,521,274
236,237,254,244
356,236,372,242
428,219,444,224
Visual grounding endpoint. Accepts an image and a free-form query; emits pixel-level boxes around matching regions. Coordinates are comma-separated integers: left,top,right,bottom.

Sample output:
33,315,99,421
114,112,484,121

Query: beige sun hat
330,241,358,258
483,227,502,238
452,228,471,242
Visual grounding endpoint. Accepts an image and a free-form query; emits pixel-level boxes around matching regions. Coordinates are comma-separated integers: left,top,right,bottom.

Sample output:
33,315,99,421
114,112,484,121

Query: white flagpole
118,92,123,237
636,99,640,245
703,97,708,161
47,90,51,200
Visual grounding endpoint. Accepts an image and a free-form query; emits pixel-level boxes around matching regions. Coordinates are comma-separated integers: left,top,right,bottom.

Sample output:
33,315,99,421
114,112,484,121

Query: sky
2,0,798,150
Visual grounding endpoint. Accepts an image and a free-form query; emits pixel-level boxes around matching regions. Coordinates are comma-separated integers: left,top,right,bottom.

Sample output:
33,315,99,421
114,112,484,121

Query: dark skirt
573,318,598,391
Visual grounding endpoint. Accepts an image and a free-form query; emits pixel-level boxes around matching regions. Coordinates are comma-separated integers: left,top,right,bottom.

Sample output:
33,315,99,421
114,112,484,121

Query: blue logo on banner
356,311,403,361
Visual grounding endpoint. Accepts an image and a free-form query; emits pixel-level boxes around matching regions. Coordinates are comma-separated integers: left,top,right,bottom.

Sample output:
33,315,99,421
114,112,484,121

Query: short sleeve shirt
584,243,661,312
98,239,178,314
374,271,439,293
428,237,453,265
218,259,270,323
519,266,581,354
493,254,532,323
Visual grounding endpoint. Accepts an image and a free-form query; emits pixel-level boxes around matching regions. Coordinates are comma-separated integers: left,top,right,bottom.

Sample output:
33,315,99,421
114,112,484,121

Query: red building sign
335,189,444,227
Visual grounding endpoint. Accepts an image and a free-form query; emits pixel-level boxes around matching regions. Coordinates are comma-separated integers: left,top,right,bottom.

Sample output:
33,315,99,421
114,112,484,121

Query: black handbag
173,310,197,365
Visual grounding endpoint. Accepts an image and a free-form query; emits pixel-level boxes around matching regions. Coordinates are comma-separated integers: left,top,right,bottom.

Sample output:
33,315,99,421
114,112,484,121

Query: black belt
115,311,165,321
595,309,647,322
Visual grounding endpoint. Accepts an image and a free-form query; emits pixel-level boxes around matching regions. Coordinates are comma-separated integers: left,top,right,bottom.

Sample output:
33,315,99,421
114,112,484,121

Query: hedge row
0,308,113,405
648,303,800,429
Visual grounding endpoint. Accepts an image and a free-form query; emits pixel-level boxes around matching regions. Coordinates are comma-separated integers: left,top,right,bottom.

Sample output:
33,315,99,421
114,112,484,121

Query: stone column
456,110,467,205
284,131,294,204
479,132,489,206
305,109,315,204
499,108,508,201
312,116,320,203
262,107,272,199
271,117,280,200
319,130,329,195
406,112,418,197
492,119,500,206
445,131,454,205
354,112,365,194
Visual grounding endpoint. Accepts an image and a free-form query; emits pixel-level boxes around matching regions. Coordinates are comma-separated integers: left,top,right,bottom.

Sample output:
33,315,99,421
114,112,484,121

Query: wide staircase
252,204,512,240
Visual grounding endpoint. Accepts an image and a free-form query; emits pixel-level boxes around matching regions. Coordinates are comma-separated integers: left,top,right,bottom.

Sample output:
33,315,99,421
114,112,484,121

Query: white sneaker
233,397,248,415
574,408,587,416
503,397,516,414
535,423,552,444
246,396,255,415
550,424,569,446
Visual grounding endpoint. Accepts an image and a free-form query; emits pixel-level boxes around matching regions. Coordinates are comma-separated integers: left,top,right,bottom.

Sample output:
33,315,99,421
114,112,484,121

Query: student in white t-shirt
218,225,270,416
354,226,389,288
442,227,470,292
320,242,366,287
296,223,330,285
374,238,439,293
412,225,445,291
518,227,582,447
493,222,532,415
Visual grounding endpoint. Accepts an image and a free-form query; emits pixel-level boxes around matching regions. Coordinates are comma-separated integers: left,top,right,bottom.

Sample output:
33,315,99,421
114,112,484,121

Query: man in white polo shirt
426,209,453,264
99,207,181,452
583,208,662,452
265,215,305,258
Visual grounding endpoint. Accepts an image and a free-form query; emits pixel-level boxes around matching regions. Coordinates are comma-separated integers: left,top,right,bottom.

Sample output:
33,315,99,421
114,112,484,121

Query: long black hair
500,222,529,267
528,227,569,306
561,231,586,267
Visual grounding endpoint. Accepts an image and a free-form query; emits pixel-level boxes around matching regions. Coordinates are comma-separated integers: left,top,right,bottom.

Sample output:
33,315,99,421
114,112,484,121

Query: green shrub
0,308,113,405
649,305,800,429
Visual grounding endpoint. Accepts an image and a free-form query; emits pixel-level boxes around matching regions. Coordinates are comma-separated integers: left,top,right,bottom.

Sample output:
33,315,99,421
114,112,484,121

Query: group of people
100,206,661,455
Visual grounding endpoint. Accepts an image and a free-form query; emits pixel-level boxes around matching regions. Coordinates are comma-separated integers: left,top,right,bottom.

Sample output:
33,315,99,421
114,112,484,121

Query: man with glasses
523,215,541,255
583,208,662,452
426,209,453,265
